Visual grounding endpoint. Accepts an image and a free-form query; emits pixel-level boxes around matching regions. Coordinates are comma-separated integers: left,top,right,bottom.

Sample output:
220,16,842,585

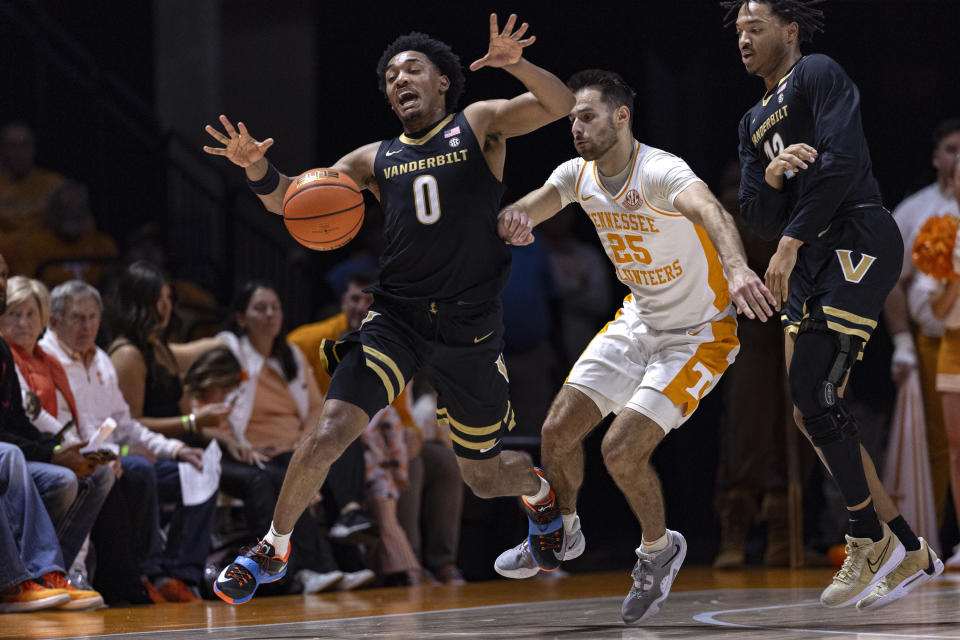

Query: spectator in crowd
0,275,114,572
105,261,228,439
924,152,960,569
0,257,104,611
288,269,466,585
14,180,119,287
885,118,960,527
0,122,64,259
0,442,102,612
38,280,210,603
218,281,375,591
537,207,612,368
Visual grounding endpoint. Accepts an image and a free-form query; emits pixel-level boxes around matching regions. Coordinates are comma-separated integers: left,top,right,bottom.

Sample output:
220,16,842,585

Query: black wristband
247,162,280,195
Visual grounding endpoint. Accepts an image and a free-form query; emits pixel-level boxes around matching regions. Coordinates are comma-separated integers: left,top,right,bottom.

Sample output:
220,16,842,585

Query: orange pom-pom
912,214,960,280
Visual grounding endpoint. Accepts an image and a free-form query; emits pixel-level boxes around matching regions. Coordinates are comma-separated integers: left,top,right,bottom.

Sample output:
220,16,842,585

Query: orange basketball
282,168,364,251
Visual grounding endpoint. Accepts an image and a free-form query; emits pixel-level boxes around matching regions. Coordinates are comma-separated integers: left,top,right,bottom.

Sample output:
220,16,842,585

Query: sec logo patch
624,189,642,211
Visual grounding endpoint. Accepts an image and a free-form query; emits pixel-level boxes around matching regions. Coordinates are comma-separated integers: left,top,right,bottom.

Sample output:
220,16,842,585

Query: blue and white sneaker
213,540,289,605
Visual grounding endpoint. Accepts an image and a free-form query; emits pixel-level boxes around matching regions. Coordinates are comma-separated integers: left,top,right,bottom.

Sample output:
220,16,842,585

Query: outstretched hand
202,115,274,168
470,13,536,71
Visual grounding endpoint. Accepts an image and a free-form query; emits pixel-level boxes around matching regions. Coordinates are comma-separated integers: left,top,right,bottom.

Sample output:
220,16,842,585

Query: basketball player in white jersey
495,69,776,624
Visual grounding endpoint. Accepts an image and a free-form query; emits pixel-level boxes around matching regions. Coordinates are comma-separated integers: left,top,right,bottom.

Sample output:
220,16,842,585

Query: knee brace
789,317,861,418
802,400,859,448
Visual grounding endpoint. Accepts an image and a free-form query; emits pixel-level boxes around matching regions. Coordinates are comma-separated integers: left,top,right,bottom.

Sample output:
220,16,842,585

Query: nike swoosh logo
581,194,594,202
474,331,494,343
385,149,403,156
660,543,682,568
687,327,706,337
866,537,893,574
479,440,500,453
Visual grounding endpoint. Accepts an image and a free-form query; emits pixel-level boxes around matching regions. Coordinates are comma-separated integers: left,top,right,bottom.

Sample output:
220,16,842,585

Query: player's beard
576,117,619,161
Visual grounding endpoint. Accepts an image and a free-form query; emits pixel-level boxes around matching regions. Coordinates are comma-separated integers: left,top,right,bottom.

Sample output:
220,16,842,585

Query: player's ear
615,105,630,128
784,20,799,45
438,74,450,94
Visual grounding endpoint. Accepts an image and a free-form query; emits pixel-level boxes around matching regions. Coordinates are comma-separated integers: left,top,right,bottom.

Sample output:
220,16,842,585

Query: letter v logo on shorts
835,250,877,283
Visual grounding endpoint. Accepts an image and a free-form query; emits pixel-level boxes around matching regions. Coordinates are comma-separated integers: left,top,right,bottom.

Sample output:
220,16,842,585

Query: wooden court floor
5,567,959,639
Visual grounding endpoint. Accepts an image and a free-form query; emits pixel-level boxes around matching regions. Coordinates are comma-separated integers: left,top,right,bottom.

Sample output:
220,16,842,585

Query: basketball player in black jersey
724,0,943,609
202,14,575,604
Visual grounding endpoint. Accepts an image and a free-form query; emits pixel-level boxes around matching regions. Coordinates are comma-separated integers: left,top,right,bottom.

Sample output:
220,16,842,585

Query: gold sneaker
820,522,904,608
856,538,944,610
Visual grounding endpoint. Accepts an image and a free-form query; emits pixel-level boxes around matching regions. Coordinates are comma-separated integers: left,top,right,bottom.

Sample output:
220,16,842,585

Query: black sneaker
329,508,378,545
521,467,564,571
213,540,289,605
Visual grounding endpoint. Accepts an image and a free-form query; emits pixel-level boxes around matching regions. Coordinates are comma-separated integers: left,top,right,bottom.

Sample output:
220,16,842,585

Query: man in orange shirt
289,269,466,584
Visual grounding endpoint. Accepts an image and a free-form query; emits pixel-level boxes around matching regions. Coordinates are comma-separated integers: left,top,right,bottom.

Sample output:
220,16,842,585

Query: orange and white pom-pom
912,214,960,280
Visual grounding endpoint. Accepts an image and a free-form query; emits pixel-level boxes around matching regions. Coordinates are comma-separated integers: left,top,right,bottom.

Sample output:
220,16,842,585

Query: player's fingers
735,292,756,320
258,138,274,152
503,13,517,35
202,146,227,156
517,36,536,47
751,286,774,320
757,280,778,310
488,13,499,39
237,121,250,137
204,125,229,144
219,114,238,137
512,22,529,39
469,56,489,71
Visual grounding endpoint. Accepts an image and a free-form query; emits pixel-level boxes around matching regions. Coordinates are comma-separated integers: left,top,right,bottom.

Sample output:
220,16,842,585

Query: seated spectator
38,280,211,604
0,122,64,263
0,267,113,577
14,180,118,287
288,269,466,585
217,282,374,591
105,261,228,439
0,442,102,611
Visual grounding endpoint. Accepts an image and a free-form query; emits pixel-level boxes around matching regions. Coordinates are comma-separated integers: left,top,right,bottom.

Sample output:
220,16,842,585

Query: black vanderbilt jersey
372,111,509,304
737,54,883,244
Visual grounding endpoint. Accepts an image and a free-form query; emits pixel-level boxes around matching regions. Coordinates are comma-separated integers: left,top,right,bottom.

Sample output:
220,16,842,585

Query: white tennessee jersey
547,141,730,330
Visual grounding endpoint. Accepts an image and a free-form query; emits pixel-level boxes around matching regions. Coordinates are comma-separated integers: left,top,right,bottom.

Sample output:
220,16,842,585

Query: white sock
264,522,291,558
562,513,580,535
523,474,551,504
640,532,669,555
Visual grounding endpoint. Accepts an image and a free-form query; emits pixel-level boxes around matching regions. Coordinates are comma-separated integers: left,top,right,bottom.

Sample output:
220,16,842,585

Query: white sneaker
621,529,687,624
296,569,343,594
820,522,904,608
495,521,586,579
945,543,960,570
856,537,944,609
338,569,375,591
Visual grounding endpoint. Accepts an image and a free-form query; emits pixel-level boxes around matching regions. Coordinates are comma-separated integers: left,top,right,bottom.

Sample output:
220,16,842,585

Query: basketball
282,168,364,251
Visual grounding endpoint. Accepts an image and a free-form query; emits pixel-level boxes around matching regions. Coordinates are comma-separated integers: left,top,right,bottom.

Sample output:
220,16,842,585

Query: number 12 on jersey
413,175,441,224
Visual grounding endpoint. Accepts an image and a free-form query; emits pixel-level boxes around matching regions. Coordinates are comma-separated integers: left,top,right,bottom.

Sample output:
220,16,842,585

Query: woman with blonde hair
0,275,111,607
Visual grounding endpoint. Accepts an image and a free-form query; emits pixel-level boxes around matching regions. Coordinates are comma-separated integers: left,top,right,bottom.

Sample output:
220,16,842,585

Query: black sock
848,502,883,541
887,515,921,551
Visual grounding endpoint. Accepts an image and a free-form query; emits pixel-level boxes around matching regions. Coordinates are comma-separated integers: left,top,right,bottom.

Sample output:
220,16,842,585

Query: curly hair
720,0,825,43
376,32,465,113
